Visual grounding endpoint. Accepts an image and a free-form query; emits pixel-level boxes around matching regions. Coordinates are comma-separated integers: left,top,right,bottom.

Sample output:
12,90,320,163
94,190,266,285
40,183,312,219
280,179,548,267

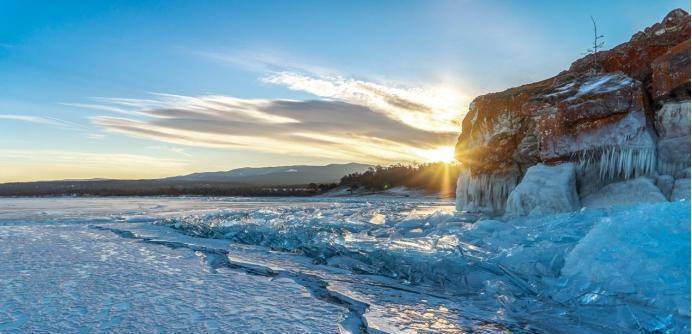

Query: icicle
457,146,657,213
572,146,656,183
658,161,687,176
456,171,519,213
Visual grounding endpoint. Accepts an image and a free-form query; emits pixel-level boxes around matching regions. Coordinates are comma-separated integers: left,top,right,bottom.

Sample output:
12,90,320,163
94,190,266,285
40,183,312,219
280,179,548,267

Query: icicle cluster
573,146,656,181
456,171,519,213
457,146,658,213
657,161,688,176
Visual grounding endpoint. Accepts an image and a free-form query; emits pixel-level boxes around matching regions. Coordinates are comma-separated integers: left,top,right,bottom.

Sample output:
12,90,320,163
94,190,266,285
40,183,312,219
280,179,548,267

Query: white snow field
0,196,689,333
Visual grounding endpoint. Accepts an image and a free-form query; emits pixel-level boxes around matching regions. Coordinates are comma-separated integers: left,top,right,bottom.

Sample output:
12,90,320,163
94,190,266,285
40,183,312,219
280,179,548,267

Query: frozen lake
0,196,689,333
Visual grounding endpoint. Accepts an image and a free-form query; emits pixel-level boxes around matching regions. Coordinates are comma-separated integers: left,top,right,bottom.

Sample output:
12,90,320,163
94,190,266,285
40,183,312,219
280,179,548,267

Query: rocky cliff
455,9,691,215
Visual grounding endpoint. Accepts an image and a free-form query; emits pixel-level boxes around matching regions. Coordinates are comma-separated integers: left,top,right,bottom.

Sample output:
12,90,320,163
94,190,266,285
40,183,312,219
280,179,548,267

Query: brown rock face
656,101,691,176
651,39,691,101
456,78,552,175
455,9,691,213
536,73,649,161
569,8,690,82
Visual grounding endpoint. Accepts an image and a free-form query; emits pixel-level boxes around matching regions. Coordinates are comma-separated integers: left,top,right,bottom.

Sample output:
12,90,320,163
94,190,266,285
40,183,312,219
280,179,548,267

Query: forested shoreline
0,163,460,197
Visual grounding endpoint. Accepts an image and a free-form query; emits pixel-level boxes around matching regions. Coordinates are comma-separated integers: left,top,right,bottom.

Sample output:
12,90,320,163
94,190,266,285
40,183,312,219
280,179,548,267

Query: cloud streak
0,114,85,129
83,73,466,164
263,72,468,133
196,49,338,77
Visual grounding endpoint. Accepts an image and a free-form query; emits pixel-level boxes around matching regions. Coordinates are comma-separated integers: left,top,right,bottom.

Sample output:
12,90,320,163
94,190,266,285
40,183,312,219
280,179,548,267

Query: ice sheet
0,196,688,333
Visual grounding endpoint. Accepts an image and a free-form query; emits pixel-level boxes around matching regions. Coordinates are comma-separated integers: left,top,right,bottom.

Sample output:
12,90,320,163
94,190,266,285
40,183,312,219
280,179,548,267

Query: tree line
338,162,461,195
0,179,338,197
0,163,461,197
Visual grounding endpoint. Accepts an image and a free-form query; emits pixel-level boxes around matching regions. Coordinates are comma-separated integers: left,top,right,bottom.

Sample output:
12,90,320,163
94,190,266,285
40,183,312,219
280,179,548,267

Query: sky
0,0,688,182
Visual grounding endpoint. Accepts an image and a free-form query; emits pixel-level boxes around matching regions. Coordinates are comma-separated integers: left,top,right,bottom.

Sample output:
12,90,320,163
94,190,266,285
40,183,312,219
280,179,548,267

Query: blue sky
0,0,687,181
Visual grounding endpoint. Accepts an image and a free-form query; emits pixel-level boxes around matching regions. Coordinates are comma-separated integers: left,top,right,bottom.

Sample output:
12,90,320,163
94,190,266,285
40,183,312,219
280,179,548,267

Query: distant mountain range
0,163,373,196
165,163,373,185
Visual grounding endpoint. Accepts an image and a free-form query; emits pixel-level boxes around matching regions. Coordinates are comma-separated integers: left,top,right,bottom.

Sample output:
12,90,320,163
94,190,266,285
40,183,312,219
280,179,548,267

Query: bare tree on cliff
585,15,605,72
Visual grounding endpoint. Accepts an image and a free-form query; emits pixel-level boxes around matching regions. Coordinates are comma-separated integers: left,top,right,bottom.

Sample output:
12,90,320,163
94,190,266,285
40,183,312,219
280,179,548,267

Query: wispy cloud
0,114,84,129
263,72,468,133
196,49,337,77
61,102,142,116
197,49,470,132
75,52,469,164
147,145,192,157
87,133,106,140
86,92,459,163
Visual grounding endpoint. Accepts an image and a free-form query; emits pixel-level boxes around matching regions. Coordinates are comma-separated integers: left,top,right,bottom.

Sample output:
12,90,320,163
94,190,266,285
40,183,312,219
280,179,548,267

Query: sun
421,146,456,163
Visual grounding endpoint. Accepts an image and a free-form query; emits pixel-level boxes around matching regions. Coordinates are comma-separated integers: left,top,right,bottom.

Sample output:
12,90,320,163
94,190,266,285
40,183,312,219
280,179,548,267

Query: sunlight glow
419,146,456,163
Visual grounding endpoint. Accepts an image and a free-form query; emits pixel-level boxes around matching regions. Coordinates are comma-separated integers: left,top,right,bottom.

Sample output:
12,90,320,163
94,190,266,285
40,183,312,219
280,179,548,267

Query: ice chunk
505,163,581,217
559,202,690,332
672,178,691,201
656,174,676,199
369,212,386,225
581,177,667,208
